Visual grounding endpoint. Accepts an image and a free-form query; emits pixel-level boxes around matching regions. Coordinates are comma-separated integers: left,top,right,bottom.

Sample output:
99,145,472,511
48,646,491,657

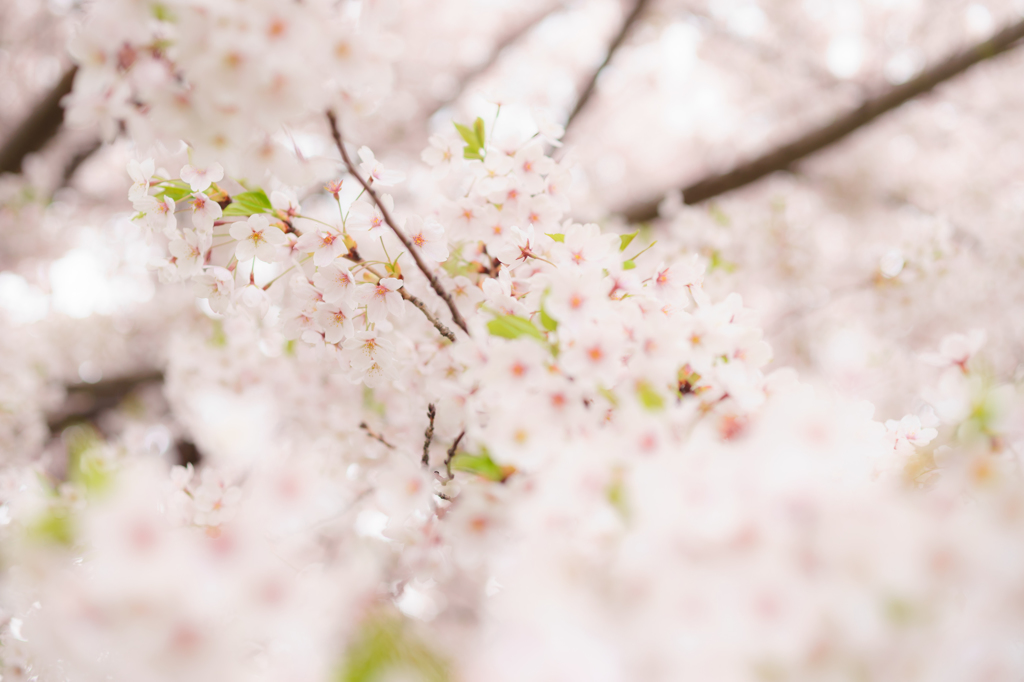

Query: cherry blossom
295,227,347,267
229,214,288,263
167,229,211,280
316,301,357,343
312,261,359,305
189,192,222,233
127,158,154,202
193,266,235,314
405,215,449,262
357,277,404,323
421,134,459,179
357,146,405,187
347,193,393,237
179,162,224,193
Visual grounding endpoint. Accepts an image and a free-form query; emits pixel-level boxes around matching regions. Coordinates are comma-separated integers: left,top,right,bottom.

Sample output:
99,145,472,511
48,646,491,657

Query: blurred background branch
622,15,1024,223
0,65,77,176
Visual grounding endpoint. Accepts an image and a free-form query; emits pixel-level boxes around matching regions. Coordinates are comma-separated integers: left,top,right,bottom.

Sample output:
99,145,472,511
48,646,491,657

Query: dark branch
401,289,456,342
563,0,650,134
47,369,164,434
359,421,396,450
443,430,465,481
326,110,470,336
0,66,78,176
622,17,1024,223
422,403,436,467
432,3,564,113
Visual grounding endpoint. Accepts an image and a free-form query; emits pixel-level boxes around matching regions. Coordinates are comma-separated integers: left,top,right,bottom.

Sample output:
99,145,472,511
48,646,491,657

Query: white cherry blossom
189,192,222,233
405,215,449,262
357,278,404,323
313,262,358,305
179,162,224,193
229,214,288,263
357,146,405,186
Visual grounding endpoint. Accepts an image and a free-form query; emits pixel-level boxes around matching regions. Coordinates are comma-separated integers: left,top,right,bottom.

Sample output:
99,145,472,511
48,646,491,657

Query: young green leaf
487,314,545,342
545,233,565,243
539,306,559,332
451,450,515,483
636,381,665,411
619,229,639,252
154,184,192,202
472,117,486,148
222,189,272,216
453,122,478,148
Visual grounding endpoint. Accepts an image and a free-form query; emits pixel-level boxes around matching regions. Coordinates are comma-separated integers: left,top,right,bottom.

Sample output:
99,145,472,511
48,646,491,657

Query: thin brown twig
444,430,465,481
621,16,1024,223
359,421,395,449
563,0,650,135
422,403,436,467
401,289,456,342
326,110,470,336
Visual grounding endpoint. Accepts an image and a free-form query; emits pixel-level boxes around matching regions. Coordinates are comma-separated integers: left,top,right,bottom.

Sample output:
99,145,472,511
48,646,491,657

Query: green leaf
63,424,112,495
709,203,731,226
28,508,73,546
539,306,558,332
209,319,227,347
339,613,449,682
622,259,636,270
222,189,272,216
636,381,665,411
455,119,486,160
472,117,486,148
545,233,565,243
597,385,619,408
154,185,192,202
487,314,545,342
708,249,736,273
606,468,629,520
152,2,176,22
619,229,639,252
451,450,514,483
453,122,478,149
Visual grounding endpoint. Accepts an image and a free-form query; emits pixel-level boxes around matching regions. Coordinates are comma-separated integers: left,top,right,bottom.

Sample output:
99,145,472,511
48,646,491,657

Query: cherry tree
1,0,1024,680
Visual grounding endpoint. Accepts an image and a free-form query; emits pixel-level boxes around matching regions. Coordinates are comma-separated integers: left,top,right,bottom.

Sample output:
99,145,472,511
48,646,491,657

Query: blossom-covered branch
327,109,470,336
622,15,1024,222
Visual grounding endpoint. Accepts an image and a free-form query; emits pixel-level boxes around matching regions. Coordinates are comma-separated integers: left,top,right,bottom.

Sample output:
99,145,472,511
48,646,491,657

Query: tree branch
621,17,1024,223
47,369,164,434
422,403,436,467
0,66,77,176
563,0,650,135
326,110,470,336
443,430,465,481
359,421,396,449
432,3,565,114
401,289,456,342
